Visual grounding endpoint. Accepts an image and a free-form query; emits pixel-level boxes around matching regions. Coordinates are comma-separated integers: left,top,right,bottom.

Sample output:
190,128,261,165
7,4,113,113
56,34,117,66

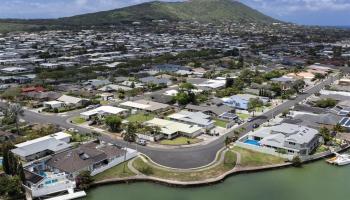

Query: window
288,142,296,145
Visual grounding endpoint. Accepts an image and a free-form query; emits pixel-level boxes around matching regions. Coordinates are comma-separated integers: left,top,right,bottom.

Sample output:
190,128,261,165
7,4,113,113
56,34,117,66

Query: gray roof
12,137,71,158
185,104,233,116
251,123,319,147
139,76,170,85
47,142,125,174
168,110,214,127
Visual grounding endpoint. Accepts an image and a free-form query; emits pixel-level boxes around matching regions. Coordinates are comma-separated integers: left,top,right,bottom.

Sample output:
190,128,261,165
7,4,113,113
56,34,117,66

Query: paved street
0,75,337,169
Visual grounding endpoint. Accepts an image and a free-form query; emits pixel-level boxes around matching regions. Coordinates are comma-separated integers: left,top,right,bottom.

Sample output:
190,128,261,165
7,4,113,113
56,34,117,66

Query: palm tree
333,123,344,133
225,136,231,148
7,103,24,135
122,122,138,172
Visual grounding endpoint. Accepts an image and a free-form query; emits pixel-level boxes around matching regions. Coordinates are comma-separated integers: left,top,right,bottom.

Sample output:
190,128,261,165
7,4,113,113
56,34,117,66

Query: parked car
247,117,255,122
137,139,147,146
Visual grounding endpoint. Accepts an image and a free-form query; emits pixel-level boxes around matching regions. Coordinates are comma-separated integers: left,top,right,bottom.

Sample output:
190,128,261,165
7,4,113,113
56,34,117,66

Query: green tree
320,127,332,143
225,136,231,148
225,77,234,88
122,122,138,172
7,103,24,135
76,171,94,190
248,98,263,117
292,156,302,167
333,123,344,133
292,79,306,94
105,115,122,132
1,87,21,101
179,82,196,92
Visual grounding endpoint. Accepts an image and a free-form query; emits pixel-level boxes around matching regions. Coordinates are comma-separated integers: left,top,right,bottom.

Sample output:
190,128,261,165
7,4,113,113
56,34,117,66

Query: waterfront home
80,106,127,120
120,99,170,114
168,110,215,129
46,140,137,177
11,132,72,162
144,118,203,139
222,94,269,110
23,170,76,200
246,123,319,155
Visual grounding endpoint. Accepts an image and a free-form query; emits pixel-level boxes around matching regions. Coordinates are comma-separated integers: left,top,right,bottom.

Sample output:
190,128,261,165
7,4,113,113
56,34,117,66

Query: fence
91,148,138,176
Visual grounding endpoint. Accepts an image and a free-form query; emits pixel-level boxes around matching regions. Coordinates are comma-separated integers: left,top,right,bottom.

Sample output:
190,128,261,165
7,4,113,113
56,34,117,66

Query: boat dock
44,191,87,200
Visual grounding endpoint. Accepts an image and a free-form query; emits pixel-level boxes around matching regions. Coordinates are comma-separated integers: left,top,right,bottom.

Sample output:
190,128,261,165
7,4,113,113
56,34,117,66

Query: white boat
326,153,350,166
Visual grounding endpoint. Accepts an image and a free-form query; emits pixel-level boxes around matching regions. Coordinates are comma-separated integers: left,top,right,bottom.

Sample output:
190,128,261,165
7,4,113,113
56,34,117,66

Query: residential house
46,141,137,177
168,110,215,129
23,170,76,199
185,103,236,120
145,118,203,139
139,76,172,86
57,95,89,107
222,94,269,110
120,99,170,113
246,123,319,155
11,132,72,162
80,106,127,120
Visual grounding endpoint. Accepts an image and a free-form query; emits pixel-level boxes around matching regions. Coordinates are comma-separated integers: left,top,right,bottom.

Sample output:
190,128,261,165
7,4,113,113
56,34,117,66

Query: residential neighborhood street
0,75,336,169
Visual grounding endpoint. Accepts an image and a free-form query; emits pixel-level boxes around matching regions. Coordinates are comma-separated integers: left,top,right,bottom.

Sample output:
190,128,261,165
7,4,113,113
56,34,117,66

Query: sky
0,0,349,26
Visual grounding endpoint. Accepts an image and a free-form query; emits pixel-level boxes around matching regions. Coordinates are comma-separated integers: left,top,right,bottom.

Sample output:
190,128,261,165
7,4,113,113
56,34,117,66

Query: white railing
28,181,76,197
235,142,294,160
91,150,138,176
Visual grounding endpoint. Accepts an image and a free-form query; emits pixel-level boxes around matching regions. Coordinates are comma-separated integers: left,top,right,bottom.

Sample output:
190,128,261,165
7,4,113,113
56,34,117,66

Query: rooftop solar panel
339,117,349,125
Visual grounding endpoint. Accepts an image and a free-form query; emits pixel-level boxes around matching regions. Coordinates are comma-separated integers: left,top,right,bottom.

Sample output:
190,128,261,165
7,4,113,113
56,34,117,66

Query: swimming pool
244,139,260,146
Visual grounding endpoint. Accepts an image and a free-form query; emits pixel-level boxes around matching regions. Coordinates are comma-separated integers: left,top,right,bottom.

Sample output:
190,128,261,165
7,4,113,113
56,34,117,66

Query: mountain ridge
56,0,278,25
0,0,279,32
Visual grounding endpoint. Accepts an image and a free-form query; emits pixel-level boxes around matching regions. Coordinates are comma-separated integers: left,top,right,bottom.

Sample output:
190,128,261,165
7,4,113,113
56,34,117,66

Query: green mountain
58,0,278,25
0,0,278,32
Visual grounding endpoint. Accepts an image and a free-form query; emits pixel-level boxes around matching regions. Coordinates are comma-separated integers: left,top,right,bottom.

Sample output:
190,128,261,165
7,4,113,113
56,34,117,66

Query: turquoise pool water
244,139,260,146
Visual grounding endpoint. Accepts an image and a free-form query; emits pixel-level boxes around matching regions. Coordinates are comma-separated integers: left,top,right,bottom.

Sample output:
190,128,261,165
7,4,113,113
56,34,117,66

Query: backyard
126,113,155,123
232,146,286,167
93,162,136,182
159,137,202,145
215,118,228,128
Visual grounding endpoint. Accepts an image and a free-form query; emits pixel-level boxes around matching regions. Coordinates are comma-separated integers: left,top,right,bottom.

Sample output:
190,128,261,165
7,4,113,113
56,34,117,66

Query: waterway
81,161,349,200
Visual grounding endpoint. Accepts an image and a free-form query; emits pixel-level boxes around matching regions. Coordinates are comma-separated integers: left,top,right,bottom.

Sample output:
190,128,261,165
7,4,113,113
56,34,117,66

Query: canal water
82,161,349,200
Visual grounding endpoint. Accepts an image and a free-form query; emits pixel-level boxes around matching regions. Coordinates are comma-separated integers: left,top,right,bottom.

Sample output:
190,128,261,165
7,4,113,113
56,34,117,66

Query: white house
80,106,128,120
12,132,72,161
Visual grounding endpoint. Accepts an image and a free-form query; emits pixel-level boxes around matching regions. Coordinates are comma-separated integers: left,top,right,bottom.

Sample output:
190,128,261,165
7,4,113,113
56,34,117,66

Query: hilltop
57,0,277,25
0,0,278,32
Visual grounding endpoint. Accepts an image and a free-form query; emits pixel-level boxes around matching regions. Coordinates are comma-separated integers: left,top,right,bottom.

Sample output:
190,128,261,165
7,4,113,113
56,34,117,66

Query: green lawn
160,137,201,145
93,162,136,182
126,113,155,123
215,118,228,128
237,113,250,120
232,147,285,167
132,151,236,181
71,117,86,124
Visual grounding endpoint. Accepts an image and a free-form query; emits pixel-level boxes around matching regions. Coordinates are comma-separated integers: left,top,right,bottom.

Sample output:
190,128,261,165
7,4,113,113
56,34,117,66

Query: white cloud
243,0,350,15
